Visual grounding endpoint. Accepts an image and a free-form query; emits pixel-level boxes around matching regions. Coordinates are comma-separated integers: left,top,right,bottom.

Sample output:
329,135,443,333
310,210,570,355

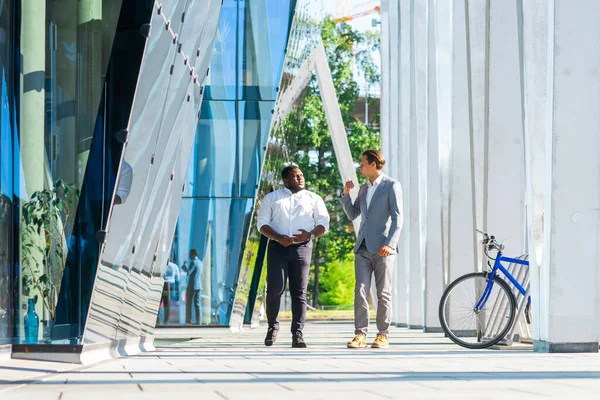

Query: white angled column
529,0,600,353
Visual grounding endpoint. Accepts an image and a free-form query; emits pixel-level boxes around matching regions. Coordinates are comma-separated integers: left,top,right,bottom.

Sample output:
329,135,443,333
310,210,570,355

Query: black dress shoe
292,334,307,348
264,327,278,346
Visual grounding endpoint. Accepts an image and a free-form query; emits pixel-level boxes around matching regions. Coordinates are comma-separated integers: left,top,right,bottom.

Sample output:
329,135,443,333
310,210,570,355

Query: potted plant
21,179,79,343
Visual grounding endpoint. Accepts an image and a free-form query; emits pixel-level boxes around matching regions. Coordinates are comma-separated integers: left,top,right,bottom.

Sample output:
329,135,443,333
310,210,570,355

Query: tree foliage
283,19,381,306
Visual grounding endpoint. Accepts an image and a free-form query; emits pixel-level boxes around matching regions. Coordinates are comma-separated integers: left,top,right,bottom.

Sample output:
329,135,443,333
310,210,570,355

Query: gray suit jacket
182,257,203,291
340,175,404,254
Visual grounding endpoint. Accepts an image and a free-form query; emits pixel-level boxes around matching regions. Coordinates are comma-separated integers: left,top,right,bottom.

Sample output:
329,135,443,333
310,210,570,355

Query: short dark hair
362,150,386,170
281,164,299,179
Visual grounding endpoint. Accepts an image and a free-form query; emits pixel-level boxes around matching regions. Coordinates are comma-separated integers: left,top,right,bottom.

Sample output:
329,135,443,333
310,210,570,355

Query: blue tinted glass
239,0,294,101
0,0,16,343
185,101,237,198
238,101,274,198
168,198,253,325
205,0,237,100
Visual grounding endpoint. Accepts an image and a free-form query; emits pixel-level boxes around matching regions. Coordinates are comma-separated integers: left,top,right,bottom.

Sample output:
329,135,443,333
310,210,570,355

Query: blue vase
24,298,39,344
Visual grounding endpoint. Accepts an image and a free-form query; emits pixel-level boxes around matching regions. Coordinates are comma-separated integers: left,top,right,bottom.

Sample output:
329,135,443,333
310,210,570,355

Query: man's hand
342,179,355,196
378,245,394,257
292,229,312,243
277,234,294,247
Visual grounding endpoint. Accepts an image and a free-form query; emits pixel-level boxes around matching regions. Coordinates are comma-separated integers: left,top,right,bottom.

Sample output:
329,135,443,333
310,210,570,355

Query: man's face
358,155,376,177
189,250,197,259
283,168,305,191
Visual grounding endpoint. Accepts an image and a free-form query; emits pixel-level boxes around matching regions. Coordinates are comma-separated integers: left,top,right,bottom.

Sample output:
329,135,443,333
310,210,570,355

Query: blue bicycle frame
474,252,530,312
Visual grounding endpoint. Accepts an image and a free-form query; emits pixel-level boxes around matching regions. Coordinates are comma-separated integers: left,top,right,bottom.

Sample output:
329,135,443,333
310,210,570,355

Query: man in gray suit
182,249,204,325
340,150,403,348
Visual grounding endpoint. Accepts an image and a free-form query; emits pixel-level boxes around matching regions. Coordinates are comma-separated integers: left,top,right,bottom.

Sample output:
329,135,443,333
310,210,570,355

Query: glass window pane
239,0,294,101
185,101,237,198
238,101,274,198
159,198,253,326
204,0,237,100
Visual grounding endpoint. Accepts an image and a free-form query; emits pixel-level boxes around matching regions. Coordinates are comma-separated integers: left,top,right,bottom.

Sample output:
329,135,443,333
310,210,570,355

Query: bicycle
438,229,530,349
212,282,236,325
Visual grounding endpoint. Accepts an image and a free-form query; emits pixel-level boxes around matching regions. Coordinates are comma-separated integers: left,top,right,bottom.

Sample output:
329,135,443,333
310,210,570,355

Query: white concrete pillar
399,0,412,327
433,0,452,288
422,0,444,332
384,0,407,327
520,0,548,343
485,0,526,255
530,0,600,353
448,0,477,282
407,0,426,330
465,0,487,271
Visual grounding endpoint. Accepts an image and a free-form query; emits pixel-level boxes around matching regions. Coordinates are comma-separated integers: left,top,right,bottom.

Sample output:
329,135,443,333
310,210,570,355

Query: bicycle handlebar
475,228,505,255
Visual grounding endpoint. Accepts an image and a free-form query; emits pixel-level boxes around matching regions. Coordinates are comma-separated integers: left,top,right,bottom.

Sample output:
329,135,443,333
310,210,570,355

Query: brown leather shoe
347,333,367,348
371,334,389,348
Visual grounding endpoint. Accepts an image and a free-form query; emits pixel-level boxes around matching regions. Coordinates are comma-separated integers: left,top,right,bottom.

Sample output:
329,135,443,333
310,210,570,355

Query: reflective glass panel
239,0,294,101
184,101,237,198
0,0,17,344
204,0,237,100
158,198,253,326
16,0,126,344
238,101,274,198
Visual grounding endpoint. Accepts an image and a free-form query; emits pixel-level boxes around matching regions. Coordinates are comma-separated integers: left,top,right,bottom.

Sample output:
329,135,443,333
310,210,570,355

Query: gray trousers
354,242,395,335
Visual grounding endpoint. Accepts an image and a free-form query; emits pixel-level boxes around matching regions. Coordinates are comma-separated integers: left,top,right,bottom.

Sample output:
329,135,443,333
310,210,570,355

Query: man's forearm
259,225,281,241
311,225,326,239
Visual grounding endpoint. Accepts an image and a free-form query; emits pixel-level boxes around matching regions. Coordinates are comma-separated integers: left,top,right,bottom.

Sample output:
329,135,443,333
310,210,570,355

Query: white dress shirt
366,173,384,209
257,188,330,237
164,262,180,284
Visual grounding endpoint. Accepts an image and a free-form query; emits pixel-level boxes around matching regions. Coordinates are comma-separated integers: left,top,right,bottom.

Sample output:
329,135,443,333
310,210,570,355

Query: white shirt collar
367,173,385,188
282,187,304,196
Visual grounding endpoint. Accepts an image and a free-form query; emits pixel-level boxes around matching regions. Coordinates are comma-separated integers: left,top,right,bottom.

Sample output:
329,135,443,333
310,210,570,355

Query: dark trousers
266,241,312,335
186,288,201,324
161,282,173,324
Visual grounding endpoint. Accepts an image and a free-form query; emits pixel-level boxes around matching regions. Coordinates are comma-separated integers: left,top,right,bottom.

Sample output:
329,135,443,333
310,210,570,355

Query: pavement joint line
365,389,394,399
214,390,228,400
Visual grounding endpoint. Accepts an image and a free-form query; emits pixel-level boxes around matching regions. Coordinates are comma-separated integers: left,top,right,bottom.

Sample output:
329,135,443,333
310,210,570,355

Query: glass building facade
161,0,297,326
0,0,331,358
0,0,221,349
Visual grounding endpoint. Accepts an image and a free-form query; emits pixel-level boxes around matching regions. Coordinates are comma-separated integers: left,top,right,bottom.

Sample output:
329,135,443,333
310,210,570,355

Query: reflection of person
182,249,203,325
257,165,330,348
340,150,403,349
114,160,133,204
159,259,180,325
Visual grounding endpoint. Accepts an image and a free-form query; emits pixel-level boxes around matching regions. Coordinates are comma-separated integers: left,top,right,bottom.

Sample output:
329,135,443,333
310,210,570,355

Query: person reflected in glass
182,249,203,325
257,165,330,348
159,258,180,325
340,150,404,349
114,160,133,205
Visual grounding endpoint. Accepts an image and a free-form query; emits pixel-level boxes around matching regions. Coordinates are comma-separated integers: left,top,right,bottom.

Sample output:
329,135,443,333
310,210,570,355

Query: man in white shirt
257,165,330,348
159,259,180,325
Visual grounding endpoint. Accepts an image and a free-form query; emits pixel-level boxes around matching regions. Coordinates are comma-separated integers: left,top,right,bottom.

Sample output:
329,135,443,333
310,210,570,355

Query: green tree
283,19,380,307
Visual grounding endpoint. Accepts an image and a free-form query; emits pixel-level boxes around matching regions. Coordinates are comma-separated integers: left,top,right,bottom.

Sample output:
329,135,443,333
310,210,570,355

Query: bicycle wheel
439,272,516,349
214,301,232,325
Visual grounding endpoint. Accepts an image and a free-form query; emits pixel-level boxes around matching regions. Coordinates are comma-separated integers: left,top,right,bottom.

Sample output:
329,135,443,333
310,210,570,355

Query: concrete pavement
1,321,599,399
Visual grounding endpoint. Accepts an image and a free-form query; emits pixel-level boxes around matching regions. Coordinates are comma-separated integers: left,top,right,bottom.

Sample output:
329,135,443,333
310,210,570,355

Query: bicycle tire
214,301,232,325
439,272,516,349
